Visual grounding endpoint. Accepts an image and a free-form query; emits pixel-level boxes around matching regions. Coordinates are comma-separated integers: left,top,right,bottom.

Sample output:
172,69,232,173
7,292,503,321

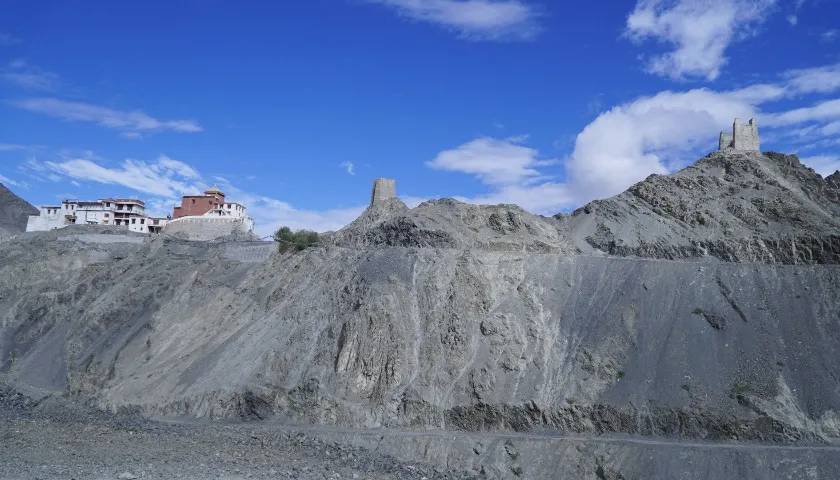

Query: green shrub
273,226,320,252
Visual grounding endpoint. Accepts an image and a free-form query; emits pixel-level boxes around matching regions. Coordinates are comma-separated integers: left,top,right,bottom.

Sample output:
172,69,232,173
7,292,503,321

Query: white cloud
44,155,204,199
157,155,200,179
464,181,572,213
340,161,356,175
783,63,840,95
566,88,760,202
801,155,840,177
428,61,840,215
1,60,59,91
786,14,797,25
625,0,777,81
764,98,840,127
11,98,202,135
427,136,554,186
230,193,365,237
368,0,540,41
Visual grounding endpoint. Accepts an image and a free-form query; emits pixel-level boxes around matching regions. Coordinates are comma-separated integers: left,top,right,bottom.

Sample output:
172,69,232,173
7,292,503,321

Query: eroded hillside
1,151,839,449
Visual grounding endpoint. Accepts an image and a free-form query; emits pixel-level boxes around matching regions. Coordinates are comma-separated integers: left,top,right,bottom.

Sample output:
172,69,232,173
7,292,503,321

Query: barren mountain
0,182,37,239
565,151,840,263
1,150,839,478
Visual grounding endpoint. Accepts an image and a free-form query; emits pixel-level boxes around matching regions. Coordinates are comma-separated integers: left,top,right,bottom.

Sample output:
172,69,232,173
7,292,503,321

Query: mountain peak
565,150,840,264
0,183,38,238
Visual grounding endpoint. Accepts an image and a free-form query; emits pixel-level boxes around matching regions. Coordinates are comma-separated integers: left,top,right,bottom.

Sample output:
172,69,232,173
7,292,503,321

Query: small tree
273,226,320,252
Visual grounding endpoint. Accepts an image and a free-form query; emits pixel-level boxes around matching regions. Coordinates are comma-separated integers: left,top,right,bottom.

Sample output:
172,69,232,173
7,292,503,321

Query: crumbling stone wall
370,178,396,206
719,118,760,152
733,118,760,151
719,132,733,151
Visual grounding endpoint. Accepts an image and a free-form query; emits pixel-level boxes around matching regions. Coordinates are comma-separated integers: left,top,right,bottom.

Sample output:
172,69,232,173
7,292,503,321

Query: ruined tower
370,178,396,206
719,118,760,152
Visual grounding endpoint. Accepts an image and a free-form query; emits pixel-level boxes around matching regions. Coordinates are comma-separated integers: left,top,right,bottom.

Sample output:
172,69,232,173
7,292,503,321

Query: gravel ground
0,386,475,480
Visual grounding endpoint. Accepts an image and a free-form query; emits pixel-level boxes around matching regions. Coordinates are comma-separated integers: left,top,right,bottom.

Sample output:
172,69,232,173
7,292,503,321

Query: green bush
273,226,319,252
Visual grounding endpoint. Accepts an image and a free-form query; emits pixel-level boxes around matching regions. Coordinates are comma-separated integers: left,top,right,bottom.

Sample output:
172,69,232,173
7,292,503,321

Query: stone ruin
370,178,396,206
719,118,760,152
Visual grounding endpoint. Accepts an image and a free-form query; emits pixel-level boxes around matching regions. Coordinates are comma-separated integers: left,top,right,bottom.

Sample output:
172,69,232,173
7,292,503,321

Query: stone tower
370,178,396,206
719,118,760,152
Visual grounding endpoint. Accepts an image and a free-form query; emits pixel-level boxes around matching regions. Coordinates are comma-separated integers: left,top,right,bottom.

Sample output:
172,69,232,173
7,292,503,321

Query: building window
141,219,145,224
131,219,136,224
104,213,109,217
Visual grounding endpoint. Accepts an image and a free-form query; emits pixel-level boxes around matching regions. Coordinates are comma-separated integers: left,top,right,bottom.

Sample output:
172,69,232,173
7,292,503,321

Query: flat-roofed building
163,187,254,239
26,198,169,234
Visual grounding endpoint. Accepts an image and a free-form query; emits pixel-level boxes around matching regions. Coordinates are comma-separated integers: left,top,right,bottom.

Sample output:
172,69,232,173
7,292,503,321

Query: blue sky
1,0,839,235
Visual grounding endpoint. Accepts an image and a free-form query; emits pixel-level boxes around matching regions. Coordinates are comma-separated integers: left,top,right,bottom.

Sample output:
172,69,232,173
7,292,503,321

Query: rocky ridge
0,182,37,239
0,150,839,459
565,151,840,263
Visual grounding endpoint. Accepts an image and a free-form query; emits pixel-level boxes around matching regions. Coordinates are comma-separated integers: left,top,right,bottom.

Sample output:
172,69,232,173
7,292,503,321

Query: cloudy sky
1,0,839,236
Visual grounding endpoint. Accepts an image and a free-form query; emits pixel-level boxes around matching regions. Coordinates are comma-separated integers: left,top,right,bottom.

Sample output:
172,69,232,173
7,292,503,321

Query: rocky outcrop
564,151,840,264
332,198,571,253
0,183,37,239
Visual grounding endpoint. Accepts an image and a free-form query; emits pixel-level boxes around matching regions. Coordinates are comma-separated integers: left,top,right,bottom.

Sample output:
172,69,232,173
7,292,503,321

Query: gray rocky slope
1,151,839,457
565,151,840,263
0,182,37,239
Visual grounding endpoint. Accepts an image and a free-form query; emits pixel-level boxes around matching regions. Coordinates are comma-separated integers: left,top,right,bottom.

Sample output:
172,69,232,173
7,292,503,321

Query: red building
172,187,225,219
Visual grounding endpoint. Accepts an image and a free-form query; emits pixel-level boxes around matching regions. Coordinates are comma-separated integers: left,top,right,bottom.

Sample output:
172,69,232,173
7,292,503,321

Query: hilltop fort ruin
719,118,760,152
370,178,397,206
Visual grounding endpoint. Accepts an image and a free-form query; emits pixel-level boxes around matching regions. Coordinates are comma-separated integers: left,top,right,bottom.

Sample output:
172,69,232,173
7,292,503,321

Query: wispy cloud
1,60,60,91
427,136,554,186
43,155,205,198
783,63,840,95
339,161,356,175
625,0,777,81
0,33,21,46
821,29,839,43
0,173,25,188
0,143,33,152
367,0,540,41
11,98,203,136
764,98,840,127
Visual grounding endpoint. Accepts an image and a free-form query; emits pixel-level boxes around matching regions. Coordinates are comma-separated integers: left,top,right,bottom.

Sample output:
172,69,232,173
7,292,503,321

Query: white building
26,198,169,234
162,188,255,240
